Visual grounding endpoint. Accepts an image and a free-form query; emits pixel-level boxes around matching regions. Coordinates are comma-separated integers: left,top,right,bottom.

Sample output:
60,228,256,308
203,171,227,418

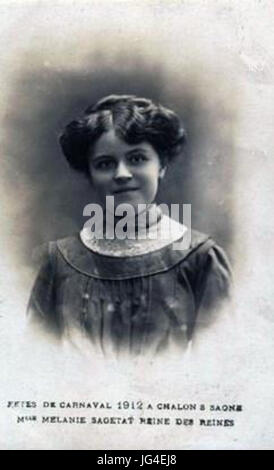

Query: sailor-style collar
56,228,213,281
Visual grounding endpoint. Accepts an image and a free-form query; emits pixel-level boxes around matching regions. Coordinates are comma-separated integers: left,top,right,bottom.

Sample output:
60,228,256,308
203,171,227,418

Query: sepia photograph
1,0,274,450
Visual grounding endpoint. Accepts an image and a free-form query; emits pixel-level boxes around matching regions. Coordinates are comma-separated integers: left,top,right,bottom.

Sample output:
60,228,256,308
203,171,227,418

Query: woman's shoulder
179,228,232,275
179,229,232,300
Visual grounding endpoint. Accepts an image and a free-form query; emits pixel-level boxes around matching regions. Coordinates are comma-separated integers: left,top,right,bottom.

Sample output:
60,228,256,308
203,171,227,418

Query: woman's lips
113,188,139,194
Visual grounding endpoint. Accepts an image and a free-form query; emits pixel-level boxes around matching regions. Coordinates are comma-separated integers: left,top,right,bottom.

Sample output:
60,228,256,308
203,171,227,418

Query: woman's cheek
145,171,160,195
92,173,111,193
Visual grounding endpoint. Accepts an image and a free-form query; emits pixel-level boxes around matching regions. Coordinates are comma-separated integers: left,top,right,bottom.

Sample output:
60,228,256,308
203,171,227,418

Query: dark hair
59,94,186,175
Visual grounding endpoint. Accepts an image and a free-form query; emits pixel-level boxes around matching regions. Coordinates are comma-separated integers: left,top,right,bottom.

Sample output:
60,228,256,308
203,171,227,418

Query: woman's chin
113,195,147,212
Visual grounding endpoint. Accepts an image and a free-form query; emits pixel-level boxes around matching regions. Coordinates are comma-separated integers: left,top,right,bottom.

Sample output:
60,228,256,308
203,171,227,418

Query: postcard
0,0,273,450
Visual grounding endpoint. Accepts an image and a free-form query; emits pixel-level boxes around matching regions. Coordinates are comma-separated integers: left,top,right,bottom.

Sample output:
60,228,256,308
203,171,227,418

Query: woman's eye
96,160,116,170
129,154,147,164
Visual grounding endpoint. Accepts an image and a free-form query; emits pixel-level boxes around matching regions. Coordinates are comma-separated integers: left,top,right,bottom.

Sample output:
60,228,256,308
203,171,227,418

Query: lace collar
80,206,188,257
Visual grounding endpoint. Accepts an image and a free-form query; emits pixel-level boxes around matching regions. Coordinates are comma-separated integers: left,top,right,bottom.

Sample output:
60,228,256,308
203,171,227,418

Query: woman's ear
159,166,167,179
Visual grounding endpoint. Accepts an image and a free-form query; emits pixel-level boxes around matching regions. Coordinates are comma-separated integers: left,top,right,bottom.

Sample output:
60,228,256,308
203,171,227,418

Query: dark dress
27,229,232,356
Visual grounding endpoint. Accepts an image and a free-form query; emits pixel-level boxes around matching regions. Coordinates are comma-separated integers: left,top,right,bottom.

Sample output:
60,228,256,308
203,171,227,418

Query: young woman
27,94,232,357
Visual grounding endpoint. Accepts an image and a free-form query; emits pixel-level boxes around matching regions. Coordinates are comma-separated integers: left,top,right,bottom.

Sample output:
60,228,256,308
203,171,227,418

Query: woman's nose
114,161,133,182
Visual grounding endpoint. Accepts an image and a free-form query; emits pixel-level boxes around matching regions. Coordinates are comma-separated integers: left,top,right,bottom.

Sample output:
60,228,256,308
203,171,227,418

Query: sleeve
185,239,233,337
27,241,62,337
195,242,232,311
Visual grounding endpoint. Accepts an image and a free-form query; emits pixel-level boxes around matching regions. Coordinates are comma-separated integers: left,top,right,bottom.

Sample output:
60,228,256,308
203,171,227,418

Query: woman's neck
103,203,162,239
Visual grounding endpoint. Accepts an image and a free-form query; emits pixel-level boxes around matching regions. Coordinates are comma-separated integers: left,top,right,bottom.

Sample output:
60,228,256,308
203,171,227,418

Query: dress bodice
27,229,232,356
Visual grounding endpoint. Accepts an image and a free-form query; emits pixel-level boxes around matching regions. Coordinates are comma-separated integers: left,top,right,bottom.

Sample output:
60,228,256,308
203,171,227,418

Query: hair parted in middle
59,94,187,176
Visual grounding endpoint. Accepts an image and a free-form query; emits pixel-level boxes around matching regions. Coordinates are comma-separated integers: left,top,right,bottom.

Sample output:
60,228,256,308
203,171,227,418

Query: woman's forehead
92,129,155,156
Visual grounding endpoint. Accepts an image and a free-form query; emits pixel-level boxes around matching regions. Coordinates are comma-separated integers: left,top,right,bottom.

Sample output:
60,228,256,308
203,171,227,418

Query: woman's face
88,129,166,213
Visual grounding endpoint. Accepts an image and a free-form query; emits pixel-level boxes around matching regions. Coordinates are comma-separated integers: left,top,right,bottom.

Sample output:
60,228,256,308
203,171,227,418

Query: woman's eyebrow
92,148,147,161
92,154,115,162
126,148,147,156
